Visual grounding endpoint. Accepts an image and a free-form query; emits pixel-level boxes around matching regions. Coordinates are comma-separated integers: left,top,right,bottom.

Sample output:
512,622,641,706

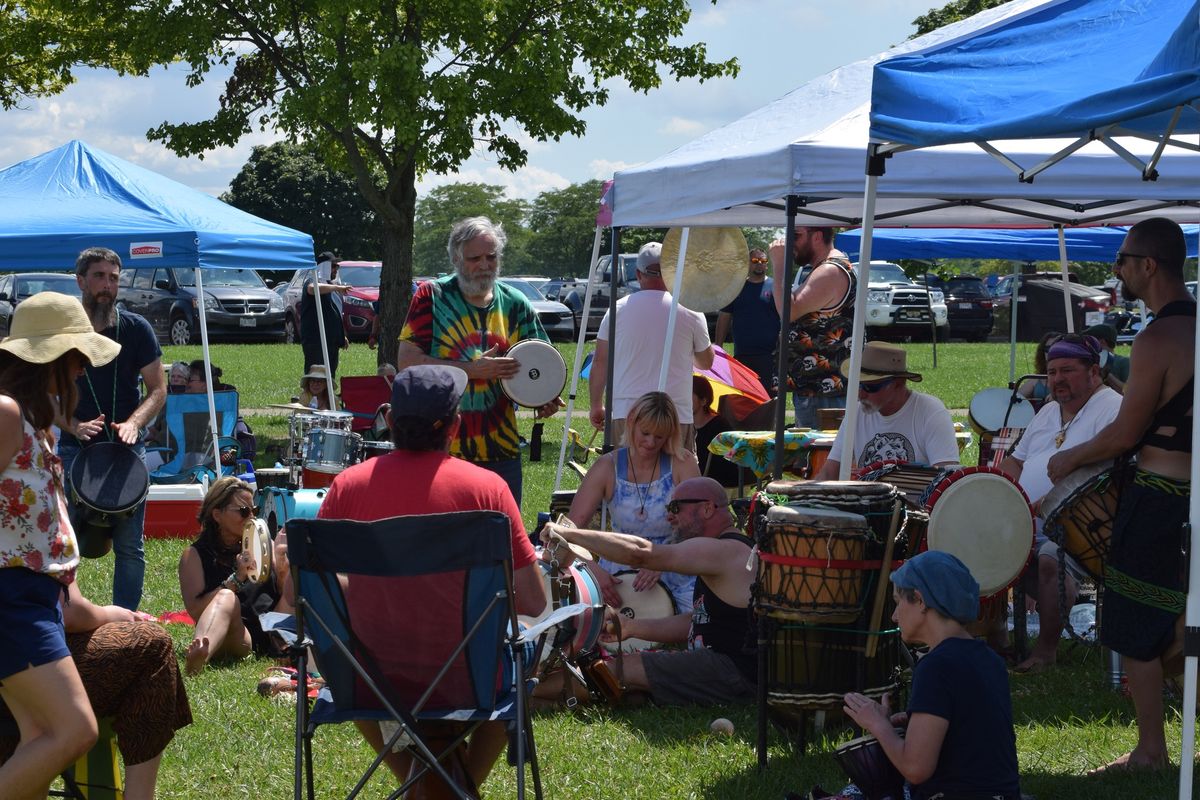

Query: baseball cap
637,242,662,276
390,365,467,425
316,251,340,265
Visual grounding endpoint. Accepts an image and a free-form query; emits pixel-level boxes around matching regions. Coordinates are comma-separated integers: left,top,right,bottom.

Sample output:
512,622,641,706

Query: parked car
508,275,551,297
281,261,384,343
498,277,576,341
920,274,993,341
557,253,642,336
0,272,82,337
117,267,287,345
991,272,1110,341
859,261,949,340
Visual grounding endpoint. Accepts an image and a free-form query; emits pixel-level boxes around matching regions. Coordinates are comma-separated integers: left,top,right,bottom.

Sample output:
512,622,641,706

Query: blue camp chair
149,391,245,483
284,512,575,800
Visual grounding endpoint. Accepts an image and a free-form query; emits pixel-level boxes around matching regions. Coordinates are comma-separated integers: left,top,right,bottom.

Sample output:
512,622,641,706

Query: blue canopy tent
836,226,1200,262
0,139,317,468
860,1,1200,792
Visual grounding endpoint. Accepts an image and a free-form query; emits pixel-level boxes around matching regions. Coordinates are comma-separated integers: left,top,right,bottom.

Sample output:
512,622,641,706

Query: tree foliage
11,0,738,366
911,0,1012,37
221,141,382,261
525,180,610,277
412,183,529,276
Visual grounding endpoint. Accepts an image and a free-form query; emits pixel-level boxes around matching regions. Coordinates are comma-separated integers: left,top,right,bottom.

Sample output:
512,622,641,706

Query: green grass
73,340,1184,797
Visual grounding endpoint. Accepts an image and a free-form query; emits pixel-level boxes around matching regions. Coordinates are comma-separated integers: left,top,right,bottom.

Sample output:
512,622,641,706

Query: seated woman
145,362,193,470
843,551,1021,800
567,391,700,613
1017,331,1060,409
690,376,741,489
178,477,293,675
299,365,335,410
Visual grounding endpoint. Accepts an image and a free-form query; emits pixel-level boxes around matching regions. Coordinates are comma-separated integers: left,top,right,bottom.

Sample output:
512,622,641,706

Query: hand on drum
843,691,893,736
599,606,628,644
631,568,662,593
236,550,258,583
74,414,106,442
469,345,521,380
1045,449,1078,485
592,568,624,609
110,419,141,445
535,397,565,419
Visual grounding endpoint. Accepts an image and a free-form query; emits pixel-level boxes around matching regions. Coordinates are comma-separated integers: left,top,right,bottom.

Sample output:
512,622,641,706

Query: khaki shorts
640,647,755,706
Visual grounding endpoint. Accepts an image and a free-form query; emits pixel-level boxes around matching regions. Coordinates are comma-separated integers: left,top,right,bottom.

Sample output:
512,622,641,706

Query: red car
281,260,381,343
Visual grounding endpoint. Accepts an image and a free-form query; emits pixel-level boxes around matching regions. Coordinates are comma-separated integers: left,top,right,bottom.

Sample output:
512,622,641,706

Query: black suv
118,267,288,345
922,274,994,342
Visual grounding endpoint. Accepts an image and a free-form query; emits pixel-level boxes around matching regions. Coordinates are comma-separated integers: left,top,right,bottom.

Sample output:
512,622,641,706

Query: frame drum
501,340,566,408
968,387,1035,435
242,517,273,584
69,441,150,559
603,571,677,653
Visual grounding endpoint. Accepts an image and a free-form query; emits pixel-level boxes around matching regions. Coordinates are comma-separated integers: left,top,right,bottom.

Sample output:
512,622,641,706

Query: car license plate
899,309,926,321
1084,311,1104,326
239,317,256,327
958,302,974,310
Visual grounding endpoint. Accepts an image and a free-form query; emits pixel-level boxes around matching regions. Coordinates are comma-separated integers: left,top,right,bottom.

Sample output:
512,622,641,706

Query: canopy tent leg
1178,282,1200,800
310,267,340,412
194,268,224,473
771,198,798,480
1008,261,1021,384
839,171,881,480
658,228,690,392
602,229,620,451
1056,226,1075,333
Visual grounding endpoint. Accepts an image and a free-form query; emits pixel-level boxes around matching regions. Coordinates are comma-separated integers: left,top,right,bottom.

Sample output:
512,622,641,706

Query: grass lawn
106,339,1182,799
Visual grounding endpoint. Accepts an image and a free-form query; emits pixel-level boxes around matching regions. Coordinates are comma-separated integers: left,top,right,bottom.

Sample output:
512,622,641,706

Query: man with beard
769,226,856,429
714,248,779,390
540,477,755,705
999,334,1121,673
397,217,561,503
58,247,165,610
1048,217,1194,774
814,342,958,480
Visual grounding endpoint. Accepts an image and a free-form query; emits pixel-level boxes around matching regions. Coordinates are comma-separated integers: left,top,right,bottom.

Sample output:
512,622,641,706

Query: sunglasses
860,378,895,394
750,256,769,264
1114,251,1150,268
667,498,709,514
228,505,254,520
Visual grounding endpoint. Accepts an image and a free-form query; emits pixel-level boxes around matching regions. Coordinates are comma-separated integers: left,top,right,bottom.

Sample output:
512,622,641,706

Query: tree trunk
375,161,418,369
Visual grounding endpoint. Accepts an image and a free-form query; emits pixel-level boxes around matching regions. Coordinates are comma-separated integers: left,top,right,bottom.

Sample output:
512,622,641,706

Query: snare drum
757,505,872,623
764,480,898,543
501,340,566,408
1041,466,1119,583
520,556,605,667
68,442,150,559
968,388,1035,435
603,571,676,653
305,428,362,474
920,467,1034,596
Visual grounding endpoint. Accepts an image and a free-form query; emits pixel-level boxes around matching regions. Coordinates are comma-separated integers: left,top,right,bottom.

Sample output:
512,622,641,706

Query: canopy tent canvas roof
610,0,1200,230
0,139,314,272
835,225,1200,261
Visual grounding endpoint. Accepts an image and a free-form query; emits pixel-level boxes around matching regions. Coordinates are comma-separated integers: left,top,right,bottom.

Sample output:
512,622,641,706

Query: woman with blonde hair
0,292,120,796
178,477,292,675
567,391,700,612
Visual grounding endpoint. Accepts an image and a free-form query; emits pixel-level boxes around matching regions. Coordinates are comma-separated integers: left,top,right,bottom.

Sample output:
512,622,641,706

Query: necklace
626,451,657,520
1054,409,1076,449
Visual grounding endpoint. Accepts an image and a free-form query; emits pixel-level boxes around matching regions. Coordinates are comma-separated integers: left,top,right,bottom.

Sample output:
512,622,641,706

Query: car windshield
16,275,81,298
947,278,988,297
338,266,381,287
500,278,543,302
173,268,265,288
871,264,911,284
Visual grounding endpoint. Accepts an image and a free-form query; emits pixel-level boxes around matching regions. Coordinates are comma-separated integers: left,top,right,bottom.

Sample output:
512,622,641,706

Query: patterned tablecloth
708,425,972,479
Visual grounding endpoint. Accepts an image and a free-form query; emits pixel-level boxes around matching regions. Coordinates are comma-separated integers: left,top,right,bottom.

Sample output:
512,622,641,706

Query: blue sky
0,0,937,199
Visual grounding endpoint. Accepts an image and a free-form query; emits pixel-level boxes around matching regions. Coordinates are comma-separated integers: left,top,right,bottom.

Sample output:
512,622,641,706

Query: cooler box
144,483,206,539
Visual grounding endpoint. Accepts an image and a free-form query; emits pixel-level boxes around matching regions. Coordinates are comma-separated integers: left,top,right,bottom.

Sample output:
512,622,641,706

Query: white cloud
416,163,570,200
693,6,727,27
659,116,708,136
589,159,637,179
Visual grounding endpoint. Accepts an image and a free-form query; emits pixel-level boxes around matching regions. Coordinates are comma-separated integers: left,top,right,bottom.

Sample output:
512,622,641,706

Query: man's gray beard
85,297,116,330
456,267,498,297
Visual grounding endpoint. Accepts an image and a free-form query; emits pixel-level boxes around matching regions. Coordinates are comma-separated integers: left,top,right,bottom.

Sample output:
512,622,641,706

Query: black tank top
1139,300,1195,453
689,531,756,680
190,535,280,614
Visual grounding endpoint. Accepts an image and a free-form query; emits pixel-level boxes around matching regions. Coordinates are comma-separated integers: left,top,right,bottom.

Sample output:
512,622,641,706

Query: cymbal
267,402,313,412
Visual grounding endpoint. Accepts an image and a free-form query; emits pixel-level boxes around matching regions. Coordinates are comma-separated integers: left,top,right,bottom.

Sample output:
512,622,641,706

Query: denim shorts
0,568,69,682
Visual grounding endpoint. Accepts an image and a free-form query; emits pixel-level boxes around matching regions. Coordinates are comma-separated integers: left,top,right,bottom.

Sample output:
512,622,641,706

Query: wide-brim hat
0,292,119,367
301,364,332,383
840,341,922,383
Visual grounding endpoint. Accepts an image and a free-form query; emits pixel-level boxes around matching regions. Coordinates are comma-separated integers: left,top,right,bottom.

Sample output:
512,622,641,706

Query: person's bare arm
693,344,715,370
813,457,840,482
514,563,547,617
111,359,166,445
306,282,351,296
714,312,732,346
588,339,610,430
609,611,692,645
395,339,518,381
61,581,137,633
566,453,613,527
0,397,22,473
542,524,741,582
784,264,850,322
998,455,1024,482
843,692,948,785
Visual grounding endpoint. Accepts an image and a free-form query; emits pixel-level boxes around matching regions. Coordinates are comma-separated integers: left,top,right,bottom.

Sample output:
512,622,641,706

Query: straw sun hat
0,292,119,367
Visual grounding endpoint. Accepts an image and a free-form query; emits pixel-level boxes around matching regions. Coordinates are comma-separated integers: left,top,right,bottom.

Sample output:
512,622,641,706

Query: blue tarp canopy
870,0,1200,147
836,226,1200,262
0,140,314,272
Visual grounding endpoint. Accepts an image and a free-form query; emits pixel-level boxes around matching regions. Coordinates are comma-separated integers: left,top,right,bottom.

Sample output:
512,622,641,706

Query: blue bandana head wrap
891,551,980,624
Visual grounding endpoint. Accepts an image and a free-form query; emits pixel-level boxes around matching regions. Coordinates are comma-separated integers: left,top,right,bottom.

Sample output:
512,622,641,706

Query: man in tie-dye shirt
397,216,562,503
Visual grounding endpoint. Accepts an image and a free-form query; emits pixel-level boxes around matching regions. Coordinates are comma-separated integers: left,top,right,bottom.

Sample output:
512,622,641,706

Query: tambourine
242,517,273,584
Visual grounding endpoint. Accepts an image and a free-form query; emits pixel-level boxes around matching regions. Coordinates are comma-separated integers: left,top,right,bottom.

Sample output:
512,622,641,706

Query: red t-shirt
317,449,535,708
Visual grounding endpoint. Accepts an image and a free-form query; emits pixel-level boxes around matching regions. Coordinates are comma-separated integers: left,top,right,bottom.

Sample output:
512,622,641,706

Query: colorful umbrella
695,346,770,405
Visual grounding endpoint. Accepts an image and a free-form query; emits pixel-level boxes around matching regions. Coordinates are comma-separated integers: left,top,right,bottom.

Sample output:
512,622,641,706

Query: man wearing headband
714,248,779,390
398,217,561,504
843,551,1021,800
1000,334,1121,673
541,477,756,706
316,364,546,790
1048,217,1194,774
58,247,165,611
814,342,958,480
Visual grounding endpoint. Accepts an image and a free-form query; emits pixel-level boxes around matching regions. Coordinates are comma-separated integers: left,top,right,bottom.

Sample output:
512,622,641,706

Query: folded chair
286,512,573,800
148,391,243,483
339,376,392,435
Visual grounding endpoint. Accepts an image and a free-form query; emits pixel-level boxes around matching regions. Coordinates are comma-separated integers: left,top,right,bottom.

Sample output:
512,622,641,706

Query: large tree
412,182,529,276
13,0,736,366
222,141,382,262
525,179,609,277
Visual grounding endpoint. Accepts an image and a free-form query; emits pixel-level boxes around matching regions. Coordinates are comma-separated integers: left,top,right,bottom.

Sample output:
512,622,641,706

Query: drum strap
83,309,119,442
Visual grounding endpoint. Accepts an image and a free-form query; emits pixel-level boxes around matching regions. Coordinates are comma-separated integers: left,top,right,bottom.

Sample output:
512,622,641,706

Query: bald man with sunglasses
541,477,756,706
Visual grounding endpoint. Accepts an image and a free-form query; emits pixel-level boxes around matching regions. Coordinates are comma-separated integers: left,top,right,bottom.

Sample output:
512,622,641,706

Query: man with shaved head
542,477,755,705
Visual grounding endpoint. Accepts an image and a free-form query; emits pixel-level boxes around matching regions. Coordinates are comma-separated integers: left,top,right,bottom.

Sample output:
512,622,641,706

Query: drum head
1039,463,1109,522
501,340,566,408
968,388,1035,435
242,517,272,584
70,441,150,514
925,470,1033,596
604,571,677,654
766,504,869,529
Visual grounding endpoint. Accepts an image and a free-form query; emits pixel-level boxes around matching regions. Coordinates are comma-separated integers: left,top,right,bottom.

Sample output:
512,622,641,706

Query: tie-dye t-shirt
400,275,547,463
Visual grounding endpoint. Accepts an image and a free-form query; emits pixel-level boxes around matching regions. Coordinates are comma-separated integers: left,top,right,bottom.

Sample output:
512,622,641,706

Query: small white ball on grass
709,717,734,736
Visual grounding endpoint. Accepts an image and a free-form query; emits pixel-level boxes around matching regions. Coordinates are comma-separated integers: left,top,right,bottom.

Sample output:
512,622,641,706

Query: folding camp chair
148,390,245,482
285,512,578,800
339,376,392,435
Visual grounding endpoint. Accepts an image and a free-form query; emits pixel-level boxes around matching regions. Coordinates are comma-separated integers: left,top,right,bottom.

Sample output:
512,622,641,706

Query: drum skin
968,387,1035,435
603,570,676,653
501,340,566,408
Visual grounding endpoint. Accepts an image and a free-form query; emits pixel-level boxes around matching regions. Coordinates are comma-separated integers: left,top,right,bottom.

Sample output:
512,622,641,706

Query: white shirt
829,389,959,469
597,290,711,423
